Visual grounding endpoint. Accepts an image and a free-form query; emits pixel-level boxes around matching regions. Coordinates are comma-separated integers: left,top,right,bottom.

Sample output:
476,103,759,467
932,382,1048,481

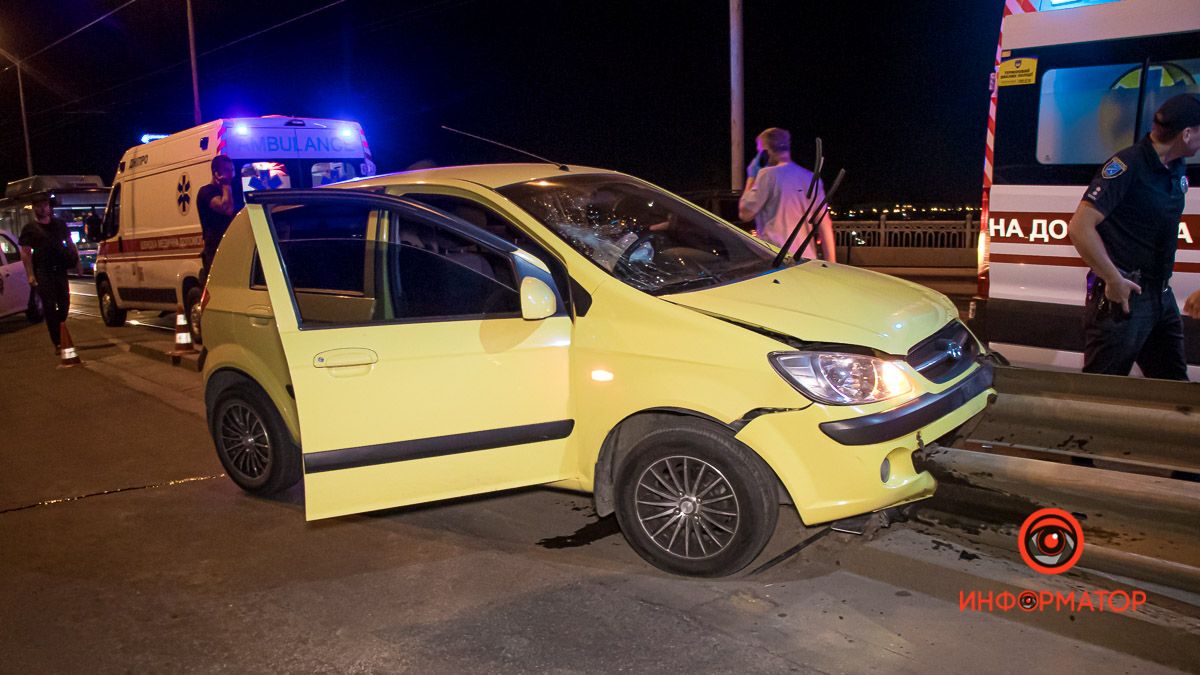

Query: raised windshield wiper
652,274,722,295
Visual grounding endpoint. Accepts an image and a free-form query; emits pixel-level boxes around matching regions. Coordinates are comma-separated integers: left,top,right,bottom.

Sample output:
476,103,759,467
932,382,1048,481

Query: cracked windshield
499,174,779,294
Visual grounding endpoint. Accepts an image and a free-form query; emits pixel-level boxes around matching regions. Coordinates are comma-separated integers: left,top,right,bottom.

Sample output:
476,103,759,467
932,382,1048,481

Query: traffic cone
59,324,81,367
170,304,196,355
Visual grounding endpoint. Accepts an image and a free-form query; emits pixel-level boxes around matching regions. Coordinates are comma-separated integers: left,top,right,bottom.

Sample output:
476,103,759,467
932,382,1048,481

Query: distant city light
140,133,168,143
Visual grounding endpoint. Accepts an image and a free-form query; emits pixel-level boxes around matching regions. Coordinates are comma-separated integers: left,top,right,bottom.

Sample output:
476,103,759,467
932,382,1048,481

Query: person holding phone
18,195,78,353
197,154,237,285
738,127,835,262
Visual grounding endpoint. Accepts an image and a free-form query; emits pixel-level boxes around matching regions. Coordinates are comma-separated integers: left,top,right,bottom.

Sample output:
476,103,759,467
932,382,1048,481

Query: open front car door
244,189,574,519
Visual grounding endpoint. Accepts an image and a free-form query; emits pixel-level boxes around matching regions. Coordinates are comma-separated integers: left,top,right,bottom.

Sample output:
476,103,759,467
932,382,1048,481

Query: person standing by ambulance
1068,93,1200,380
197,154,237,285
19,195,78,353
738,127,836,262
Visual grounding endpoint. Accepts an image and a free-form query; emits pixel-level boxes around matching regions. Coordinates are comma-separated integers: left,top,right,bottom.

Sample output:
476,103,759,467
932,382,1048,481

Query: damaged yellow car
201,164,994,577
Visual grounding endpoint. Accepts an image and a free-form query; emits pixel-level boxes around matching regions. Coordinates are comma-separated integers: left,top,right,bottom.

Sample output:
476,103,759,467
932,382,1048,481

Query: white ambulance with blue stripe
90,116,376,340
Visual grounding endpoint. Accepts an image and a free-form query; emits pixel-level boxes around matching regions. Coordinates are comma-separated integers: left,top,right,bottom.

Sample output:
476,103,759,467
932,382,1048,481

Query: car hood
663,262,957,355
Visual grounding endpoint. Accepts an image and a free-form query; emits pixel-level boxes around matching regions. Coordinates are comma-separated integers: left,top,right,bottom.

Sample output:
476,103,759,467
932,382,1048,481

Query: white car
0,231,35,320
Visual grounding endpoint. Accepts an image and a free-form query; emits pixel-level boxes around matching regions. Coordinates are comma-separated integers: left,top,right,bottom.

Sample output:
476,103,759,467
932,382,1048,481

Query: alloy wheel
219,403,272,480
634,455,740,559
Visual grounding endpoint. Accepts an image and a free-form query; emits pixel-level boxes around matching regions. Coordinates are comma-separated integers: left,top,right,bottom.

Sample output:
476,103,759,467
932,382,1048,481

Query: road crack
0,474,224,515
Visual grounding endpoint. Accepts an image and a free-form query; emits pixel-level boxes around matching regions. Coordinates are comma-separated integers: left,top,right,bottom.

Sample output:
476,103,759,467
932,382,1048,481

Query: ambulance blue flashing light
338,126,356,140
234,123,251,136
140,133,168,143
1041,0,1121,11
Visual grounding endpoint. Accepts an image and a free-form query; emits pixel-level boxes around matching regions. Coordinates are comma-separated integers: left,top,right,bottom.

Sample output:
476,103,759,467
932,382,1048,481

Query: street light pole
0,46,34,175
186,0,202,125
15,61,33,175
730,0,744,191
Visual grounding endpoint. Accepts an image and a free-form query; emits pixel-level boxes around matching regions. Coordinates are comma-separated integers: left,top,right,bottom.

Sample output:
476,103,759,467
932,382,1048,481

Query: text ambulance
89,116,376,340
971,0,1200,379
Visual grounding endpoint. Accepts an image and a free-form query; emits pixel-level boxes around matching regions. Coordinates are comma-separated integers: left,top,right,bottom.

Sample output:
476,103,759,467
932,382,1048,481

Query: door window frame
245,189,563,332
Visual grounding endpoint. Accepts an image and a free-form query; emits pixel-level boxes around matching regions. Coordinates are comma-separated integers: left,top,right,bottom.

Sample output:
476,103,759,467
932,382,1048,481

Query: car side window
265,201,520,327
102,184,121,239
402,192,573,315
0,234,18,264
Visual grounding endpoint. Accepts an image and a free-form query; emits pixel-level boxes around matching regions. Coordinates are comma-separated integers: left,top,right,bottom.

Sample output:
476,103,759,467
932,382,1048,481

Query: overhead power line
22,0,350,120
0,0,140,76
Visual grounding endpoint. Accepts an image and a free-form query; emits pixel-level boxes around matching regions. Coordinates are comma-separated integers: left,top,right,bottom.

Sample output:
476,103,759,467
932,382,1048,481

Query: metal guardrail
833,216,979,249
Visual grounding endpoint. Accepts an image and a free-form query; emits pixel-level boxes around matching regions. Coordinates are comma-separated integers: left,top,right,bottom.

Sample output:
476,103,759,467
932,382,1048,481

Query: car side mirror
520,276,556,321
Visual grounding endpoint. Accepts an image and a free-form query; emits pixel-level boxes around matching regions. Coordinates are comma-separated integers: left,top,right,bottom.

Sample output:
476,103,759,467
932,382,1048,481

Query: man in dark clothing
19,195,78,352
197,154,237,283
1069,93,1200,380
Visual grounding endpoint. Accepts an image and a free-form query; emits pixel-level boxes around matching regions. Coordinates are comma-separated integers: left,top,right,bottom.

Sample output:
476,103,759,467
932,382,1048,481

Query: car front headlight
770,351,913,405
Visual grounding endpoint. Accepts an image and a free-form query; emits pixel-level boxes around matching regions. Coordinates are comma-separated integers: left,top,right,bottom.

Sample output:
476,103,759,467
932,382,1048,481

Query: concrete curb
128,340,202,372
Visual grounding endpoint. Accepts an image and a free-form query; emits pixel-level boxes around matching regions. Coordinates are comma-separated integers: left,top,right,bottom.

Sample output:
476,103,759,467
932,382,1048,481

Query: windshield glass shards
499,175,778,294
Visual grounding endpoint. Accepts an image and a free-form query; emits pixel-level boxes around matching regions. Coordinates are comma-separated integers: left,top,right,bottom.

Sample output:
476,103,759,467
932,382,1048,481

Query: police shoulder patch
1101,157,1127,179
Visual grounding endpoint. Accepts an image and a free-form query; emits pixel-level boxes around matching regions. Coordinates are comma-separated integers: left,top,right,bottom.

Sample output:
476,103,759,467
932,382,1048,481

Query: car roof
333,163,621,190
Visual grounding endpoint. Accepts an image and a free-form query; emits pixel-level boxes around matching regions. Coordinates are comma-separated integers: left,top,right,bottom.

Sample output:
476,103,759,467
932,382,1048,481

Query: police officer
1068,93,1200,380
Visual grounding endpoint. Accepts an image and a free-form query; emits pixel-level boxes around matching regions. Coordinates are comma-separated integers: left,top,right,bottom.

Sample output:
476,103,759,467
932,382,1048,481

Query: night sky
0,1,1004,205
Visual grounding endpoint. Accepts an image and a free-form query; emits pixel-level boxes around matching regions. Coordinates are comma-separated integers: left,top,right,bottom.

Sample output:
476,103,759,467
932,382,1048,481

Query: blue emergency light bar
140,133,169,143
1040,0,1121,10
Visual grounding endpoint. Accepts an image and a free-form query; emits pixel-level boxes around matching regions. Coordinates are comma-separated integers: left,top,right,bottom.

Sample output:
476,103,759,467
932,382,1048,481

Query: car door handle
313,348,378,369
246,304,273,325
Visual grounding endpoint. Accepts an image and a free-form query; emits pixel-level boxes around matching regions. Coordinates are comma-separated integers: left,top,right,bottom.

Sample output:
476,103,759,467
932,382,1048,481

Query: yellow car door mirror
520,276,556,321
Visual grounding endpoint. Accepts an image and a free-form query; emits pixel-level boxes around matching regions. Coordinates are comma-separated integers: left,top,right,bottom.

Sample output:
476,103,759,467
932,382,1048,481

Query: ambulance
89,116,376,340
971,0,1200,379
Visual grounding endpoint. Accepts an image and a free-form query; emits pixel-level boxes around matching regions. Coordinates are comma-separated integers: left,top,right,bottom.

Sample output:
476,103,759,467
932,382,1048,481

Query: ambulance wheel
211,383,301,495
98,279,126,327
185,285,203,344
614,420,778,577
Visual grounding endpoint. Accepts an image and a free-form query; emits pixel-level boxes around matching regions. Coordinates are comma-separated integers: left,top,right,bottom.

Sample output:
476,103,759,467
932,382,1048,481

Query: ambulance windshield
240,161,292,192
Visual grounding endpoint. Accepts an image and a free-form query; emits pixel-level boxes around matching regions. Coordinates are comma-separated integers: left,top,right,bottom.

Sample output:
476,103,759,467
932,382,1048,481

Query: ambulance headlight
770,351,912,405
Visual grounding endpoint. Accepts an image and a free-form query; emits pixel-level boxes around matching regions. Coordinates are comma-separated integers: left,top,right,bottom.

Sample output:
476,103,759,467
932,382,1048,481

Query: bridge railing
832,215,979,249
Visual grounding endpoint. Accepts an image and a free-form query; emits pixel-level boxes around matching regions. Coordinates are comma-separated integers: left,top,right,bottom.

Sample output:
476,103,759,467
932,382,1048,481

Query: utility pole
730,0,744,191
0,47,34,175
186,0,202,125
16,61,33,175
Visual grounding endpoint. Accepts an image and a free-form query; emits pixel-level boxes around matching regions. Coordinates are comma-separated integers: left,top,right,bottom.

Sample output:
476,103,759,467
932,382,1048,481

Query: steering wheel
616,231,665,268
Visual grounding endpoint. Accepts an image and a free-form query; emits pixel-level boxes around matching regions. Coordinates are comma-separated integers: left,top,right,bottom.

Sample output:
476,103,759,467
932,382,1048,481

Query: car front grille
905,321,978,384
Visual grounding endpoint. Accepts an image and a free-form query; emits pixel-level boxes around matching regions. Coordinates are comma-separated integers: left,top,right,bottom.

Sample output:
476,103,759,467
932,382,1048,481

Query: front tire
210,383,301,494
615,420,779,577
98,279,127,327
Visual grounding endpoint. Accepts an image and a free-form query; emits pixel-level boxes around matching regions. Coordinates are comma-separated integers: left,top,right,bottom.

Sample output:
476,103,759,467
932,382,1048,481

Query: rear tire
184,284,203,345
98,279,126,327
210,383,301,495
614,420,779,577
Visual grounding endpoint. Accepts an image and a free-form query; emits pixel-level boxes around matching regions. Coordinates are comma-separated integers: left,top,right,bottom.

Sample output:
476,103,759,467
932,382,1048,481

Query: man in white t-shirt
738,127,835,262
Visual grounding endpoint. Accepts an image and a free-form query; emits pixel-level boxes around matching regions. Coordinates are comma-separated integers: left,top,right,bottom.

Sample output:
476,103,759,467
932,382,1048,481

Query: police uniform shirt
1082,134,1188,283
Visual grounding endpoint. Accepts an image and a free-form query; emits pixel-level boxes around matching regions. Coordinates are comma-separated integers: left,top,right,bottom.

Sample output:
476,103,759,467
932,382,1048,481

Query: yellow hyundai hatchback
201,164,994,577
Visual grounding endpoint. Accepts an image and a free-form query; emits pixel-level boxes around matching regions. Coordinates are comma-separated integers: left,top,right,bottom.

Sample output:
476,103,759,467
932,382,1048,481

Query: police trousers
1082,277,1188,381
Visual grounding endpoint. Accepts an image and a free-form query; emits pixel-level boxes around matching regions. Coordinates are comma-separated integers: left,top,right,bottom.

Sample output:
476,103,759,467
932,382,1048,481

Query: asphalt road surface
2,282,1198,673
